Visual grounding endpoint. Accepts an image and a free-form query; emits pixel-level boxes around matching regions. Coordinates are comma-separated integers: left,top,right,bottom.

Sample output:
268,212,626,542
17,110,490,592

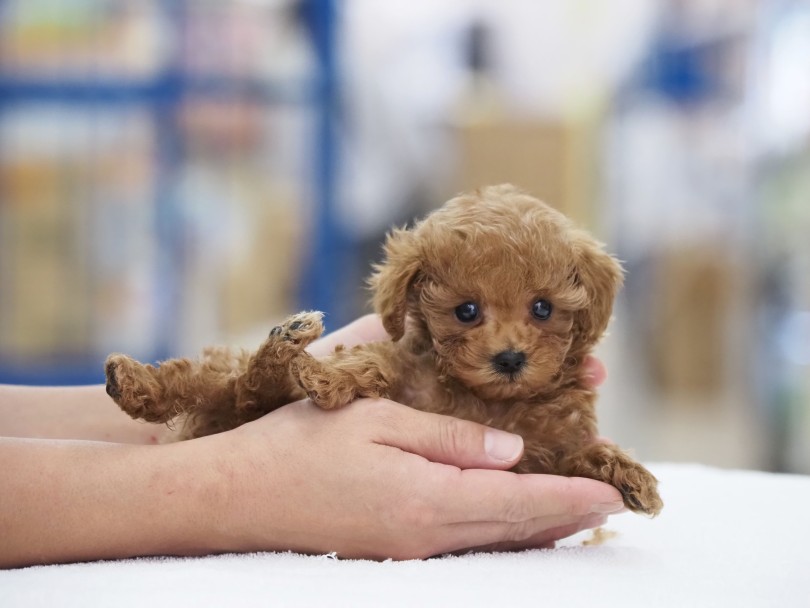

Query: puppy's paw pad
105,366,121,399
269,311,325,346
104,354,165,423
105,354,135,401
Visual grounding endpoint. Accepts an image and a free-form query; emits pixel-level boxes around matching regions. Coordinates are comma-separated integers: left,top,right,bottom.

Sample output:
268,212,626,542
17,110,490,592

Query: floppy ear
570,230,624,348
368,227,422,341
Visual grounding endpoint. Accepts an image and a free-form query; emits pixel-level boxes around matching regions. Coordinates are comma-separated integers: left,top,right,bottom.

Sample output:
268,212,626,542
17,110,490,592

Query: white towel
3,463,809,608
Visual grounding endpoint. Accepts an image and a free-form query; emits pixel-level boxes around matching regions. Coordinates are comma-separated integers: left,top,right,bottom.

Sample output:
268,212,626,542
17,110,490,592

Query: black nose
491,350,526,374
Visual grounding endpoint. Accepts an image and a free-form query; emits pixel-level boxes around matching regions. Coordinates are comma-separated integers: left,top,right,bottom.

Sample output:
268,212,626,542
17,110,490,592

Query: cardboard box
454,119,598,229
647,247,735,398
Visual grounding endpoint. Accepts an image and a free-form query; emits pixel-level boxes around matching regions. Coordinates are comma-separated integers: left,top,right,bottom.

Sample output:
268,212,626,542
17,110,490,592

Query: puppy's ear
570,230,624,347
369,227,422,341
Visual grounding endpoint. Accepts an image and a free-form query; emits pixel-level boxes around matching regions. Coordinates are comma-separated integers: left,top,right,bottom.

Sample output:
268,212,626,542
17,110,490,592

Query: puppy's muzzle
491,350,526,376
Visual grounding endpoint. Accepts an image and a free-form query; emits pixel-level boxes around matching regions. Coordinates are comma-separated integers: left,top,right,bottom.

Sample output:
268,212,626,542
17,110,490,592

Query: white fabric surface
2,463,809,607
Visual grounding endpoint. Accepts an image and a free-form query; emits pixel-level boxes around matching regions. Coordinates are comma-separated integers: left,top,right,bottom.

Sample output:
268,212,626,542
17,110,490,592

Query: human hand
307,313,390,355
237,315,608,550
194,396,623,560
0,314,616,567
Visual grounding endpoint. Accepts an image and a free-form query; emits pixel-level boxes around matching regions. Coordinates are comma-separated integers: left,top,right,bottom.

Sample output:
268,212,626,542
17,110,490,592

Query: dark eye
532,299,553,320
455,302,479,323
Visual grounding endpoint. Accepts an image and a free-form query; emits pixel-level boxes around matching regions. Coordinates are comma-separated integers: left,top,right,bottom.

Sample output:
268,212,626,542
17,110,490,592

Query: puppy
106,184,662,516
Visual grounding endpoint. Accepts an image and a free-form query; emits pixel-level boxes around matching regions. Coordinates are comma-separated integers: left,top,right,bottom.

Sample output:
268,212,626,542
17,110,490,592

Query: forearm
0,384,177,444
0,437,229,568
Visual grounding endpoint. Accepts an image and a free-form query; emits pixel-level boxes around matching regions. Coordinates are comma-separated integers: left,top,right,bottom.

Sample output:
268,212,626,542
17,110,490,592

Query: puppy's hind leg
105,354,194,424
233,311,324,422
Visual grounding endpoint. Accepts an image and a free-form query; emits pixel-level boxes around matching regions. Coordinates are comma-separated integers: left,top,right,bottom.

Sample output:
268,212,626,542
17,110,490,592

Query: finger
308,314,388,356
370,400,524,470
582,355,607,388
437,468,624,524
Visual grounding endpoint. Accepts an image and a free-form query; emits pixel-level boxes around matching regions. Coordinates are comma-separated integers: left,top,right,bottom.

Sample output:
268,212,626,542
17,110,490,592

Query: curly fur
105,184,662,516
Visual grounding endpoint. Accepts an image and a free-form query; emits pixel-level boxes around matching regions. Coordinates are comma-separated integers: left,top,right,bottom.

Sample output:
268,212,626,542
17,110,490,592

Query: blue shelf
0,362,105,387
0,75,316,106
0,0,341,386
296,0,347,327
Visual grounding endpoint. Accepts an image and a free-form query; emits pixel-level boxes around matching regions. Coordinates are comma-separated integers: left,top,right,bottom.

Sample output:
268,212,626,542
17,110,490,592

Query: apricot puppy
106,184,662,516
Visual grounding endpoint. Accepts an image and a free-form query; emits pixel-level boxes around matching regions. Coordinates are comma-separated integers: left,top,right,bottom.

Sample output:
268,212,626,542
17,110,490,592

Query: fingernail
484,430,524,462
590,500,625,514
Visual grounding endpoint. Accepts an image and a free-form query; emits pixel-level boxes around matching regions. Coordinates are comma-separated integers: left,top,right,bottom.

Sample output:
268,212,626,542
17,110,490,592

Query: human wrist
152,434,247,558
173,428,287,557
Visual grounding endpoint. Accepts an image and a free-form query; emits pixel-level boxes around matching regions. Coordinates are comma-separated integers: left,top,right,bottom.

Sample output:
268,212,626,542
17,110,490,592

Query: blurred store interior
0,0,808,473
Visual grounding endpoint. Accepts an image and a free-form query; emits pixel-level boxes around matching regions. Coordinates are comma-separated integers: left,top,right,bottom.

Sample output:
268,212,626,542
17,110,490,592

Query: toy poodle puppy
105,184,663,516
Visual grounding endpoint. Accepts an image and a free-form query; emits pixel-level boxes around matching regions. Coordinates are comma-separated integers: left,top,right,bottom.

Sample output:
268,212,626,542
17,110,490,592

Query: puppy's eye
455,302,479,323
532,299,553,321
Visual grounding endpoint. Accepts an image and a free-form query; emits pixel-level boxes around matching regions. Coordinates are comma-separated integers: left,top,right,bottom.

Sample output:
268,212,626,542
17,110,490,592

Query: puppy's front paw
292,354,388,410
617,464,663,517
267,311,325,359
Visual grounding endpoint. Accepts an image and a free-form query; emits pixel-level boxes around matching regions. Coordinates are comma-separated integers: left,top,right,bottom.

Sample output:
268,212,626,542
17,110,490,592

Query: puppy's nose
491,350,526,374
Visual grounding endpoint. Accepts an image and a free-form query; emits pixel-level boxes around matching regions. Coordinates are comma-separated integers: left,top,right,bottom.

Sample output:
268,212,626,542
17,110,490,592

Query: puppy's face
371,185,623,400
418,269,576,400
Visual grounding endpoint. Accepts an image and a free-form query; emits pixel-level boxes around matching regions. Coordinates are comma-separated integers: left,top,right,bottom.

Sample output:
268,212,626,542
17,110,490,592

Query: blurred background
1,0,808,473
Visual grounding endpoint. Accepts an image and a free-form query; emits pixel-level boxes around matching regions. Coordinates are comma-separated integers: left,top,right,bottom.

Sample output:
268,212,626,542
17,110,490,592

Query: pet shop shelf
0,0,342,385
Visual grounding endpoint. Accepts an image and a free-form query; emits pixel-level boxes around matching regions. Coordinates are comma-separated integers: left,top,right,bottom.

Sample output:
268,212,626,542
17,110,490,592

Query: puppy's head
370,184,623,399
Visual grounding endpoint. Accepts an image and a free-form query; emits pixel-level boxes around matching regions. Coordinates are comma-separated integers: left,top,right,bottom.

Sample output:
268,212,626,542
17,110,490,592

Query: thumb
307,314,388,357
370,400,524,470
